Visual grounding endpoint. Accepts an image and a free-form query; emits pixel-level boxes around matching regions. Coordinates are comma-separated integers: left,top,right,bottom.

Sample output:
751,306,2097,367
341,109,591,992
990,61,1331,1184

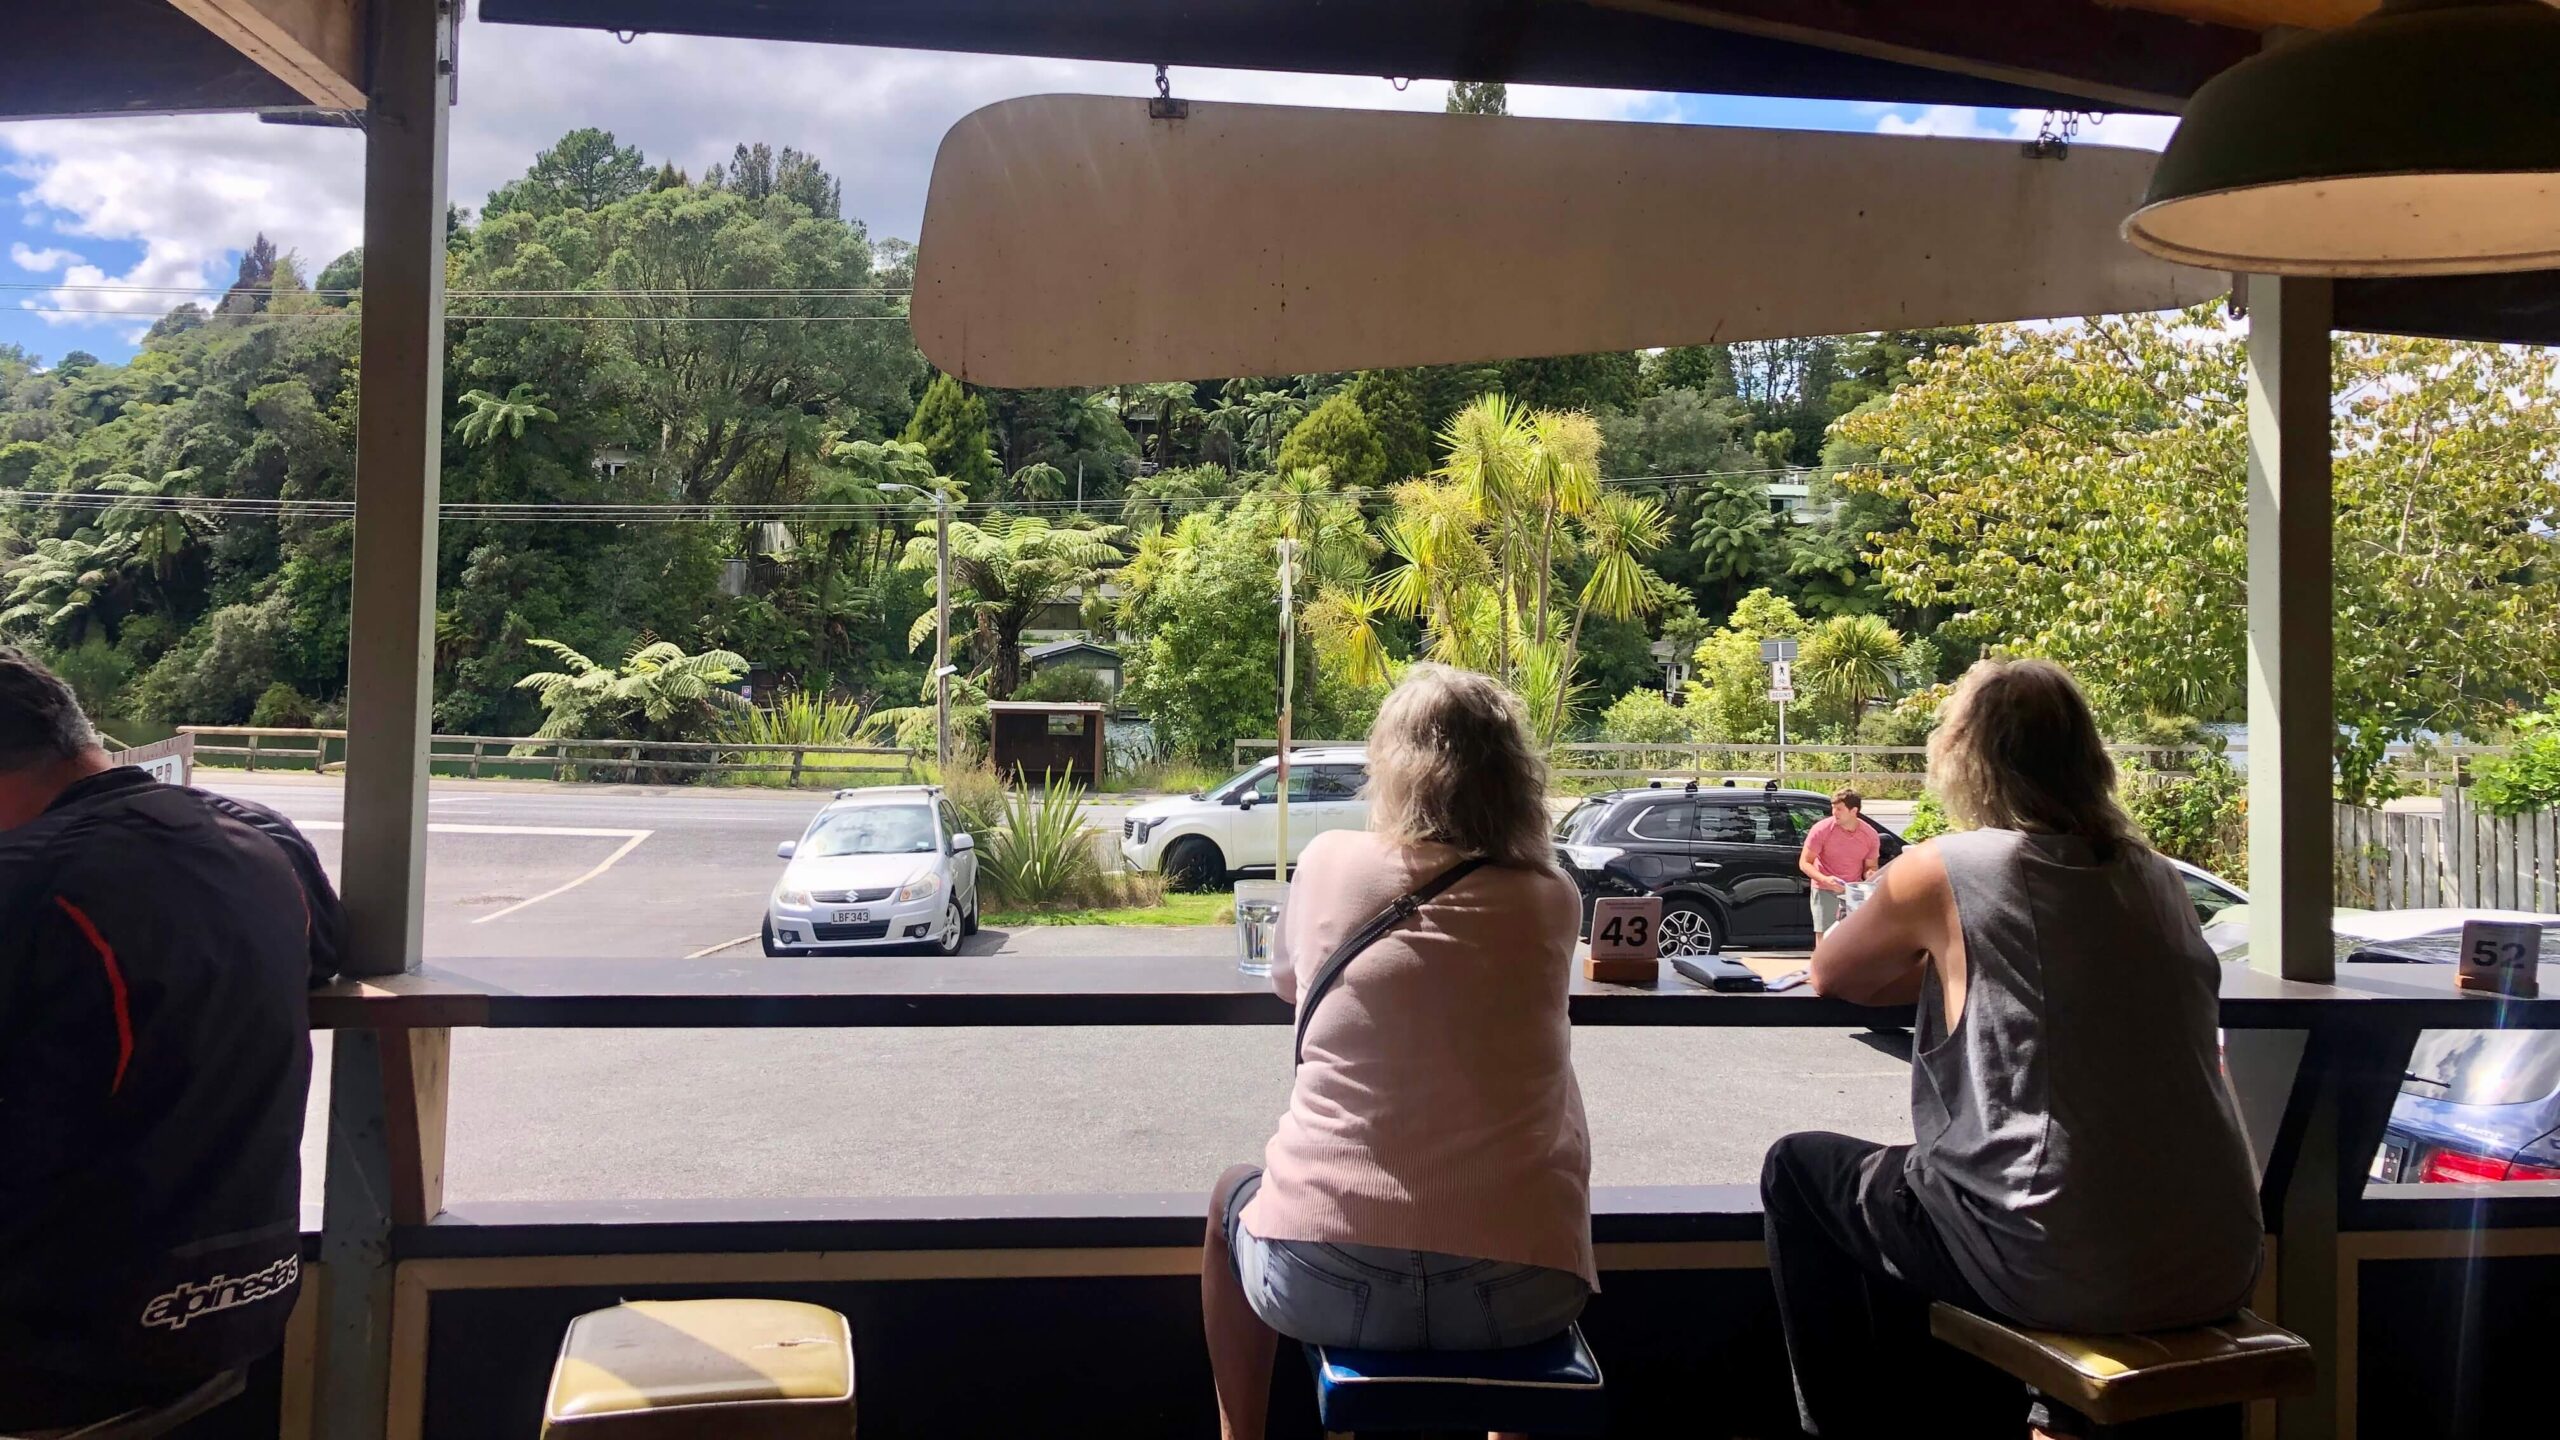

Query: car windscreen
1556,798,1608,841
2402,1029,2560,1105
1206,763,1270,802
804,806,939,857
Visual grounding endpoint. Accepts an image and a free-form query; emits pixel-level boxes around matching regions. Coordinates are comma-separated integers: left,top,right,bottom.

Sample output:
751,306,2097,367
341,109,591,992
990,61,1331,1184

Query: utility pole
1275,538,1299,883
881,482,955,771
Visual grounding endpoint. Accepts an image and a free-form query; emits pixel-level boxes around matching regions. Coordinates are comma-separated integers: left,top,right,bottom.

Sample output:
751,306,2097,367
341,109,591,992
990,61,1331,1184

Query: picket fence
2335,791,2560,912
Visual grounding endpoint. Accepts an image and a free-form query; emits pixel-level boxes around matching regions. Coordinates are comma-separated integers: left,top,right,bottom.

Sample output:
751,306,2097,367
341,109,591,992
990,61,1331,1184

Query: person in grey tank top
1759,660,2262,1439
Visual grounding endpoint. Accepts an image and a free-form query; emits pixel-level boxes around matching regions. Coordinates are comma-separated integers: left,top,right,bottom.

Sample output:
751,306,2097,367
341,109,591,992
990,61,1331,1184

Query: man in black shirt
0,649,341,1428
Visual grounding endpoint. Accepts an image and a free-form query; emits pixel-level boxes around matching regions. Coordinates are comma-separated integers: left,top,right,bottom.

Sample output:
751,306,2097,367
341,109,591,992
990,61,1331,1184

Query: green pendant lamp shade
2124,0,2560,276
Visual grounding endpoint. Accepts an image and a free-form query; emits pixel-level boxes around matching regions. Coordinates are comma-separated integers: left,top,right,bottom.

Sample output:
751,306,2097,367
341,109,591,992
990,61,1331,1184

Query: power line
0,463,1887,528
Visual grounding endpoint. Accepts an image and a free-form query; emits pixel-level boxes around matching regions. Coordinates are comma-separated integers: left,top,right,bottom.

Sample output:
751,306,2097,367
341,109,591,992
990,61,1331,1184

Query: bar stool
1928,1304,2313,1435
0,1369,245,1440
541,1299,854,1438
1305,1323,1606,1437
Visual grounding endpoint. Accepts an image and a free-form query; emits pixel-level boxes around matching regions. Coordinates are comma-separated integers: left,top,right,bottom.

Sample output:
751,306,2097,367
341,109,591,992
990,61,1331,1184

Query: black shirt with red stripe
0,766,340,1419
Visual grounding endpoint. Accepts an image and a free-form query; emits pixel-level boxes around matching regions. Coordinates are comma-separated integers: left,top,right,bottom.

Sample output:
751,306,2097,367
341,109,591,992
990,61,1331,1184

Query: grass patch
986,890,1236,928
1098,758,1230,795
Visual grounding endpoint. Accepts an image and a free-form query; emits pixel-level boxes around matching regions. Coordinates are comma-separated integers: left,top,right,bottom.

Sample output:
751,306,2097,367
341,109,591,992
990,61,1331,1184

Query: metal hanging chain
1149,63,1189,120
2022,109,2095,160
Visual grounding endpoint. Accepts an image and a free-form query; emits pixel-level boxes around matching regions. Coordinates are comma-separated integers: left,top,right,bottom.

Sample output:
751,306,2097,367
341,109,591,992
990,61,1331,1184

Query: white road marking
470,831,655,925
685,934,761,959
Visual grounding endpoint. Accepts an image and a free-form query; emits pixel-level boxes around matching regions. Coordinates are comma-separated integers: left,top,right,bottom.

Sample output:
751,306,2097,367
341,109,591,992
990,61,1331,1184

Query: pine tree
1447,81,1509,115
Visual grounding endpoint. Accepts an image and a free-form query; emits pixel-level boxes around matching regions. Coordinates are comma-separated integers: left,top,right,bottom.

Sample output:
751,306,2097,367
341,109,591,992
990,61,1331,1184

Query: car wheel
1162,837,1226,893
932,899,966,956
1657,901,1724,957
961,889,981,935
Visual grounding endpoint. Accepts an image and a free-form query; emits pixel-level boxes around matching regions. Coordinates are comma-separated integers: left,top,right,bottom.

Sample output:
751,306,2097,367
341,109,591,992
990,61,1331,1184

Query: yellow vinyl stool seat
541,1299,854,1438
1929,1304,2313,1428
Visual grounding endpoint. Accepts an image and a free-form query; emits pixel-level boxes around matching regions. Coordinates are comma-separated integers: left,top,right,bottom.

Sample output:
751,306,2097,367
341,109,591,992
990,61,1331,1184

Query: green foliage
1684,588,1803,743
901,374,1001,498
1446,81,1509,115
2473,699,2560,817
978,771,1106,906
514,637,750,742
2121,754,2249,885
1798,612,1904,722
897,514,1122,698
1905,793,1953,842
452,384,557,446
1597,687,1691,767
1836,311,2560,803
250,682,315,729
40,637,133,718
1014,665,1112,704
1274,392,1387,492
1118,502,1289,758
133,595,293,725
1348,370,1433,483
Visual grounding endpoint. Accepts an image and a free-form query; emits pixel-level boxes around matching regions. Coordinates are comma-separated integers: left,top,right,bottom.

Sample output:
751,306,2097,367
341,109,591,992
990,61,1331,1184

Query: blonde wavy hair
1364,663,1557,872
1926,658,2147,860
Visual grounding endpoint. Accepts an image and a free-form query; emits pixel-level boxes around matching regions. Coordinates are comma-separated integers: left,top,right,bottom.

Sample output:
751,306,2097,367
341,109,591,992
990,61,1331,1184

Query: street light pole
882,482,954,772
933,490,951,772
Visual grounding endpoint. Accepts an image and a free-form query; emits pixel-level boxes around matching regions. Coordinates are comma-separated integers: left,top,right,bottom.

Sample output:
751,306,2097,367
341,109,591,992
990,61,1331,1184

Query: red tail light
2419,1148,2560,1183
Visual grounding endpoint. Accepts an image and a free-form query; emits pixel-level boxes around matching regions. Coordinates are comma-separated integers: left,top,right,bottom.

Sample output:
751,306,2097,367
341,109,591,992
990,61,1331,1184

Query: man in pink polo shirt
1799,787,1880,936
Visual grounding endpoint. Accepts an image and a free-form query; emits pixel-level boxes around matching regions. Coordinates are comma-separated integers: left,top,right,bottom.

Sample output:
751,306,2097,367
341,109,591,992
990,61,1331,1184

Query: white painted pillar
339,0,450,980
322,4,450,1437
2244,273,2334,985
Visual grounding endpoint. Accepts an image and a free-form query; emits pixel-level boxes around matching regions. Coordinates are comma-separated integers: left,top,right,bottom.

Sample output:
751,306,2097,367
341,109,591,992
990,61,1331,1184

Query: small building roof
986,700,1110,714
1025,639,1123,665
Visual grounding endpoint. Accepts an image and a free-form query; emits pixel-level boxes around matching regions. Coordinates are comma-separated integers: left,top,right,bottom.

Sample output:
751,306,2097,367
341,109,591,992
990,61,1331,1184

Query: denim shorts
1223,1169,1589,1351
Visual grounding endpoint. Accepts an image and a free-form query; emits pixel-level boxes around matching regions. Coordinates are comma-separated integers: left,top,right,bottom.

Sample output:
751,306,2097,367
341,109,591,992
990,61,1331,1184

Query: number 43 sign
2459,919,2542,999
1586,895,1663,985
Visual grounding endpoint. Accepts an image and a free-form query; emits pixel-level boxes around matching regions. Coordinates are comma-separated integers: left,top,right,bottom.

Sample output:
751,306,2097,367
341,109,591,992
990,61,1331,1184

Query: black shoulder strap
1293,856,1490,1067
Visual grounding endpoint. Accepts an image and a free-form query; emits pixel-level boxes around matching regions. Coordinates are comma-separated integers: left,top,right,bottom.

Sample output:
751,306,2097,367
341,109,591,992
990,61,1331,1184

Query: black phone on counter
1671,955,1767,992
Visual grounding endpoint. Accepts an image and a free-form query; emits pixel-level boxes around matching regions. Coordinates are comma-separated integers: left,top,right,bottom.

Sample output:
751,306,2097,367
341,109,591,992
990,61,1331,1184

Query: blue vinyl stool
1305,1322,1606,1436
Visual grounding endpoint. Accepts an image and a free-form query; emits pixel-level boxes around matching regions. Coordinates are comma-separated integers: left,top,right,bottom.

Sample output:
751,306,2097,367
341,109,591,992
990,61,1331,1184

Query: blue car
2357,916,2560,1185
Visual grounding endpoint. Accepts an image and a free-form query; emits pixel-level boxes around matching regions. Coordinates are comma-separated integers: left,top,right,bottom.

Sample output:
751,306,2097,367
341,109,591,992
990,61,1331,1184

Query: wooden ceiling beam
167,0,366,110
1591,0,2264,111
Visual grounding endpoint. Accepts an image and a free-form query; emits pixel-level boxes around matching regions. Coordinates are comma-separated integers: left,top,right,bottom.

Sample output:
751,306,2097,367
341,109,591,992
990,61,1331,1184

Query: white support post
339,0,450,981
2243,274,2335,985
324,3,450,1438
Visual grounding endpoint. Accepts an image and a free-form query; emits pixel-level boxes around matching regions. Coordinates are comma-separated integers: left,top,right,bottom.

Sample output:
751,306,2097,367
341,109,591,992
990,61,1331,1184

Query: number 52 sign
1586,895,1662,985
2459,919,2542,999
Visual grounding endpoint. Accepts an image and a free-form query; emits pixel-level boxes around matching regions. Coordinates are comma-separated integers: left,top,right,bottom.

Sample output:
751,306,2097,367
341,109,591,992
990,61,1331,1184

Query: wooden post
790,745,806,787
466,739,481,780
247,733,261,773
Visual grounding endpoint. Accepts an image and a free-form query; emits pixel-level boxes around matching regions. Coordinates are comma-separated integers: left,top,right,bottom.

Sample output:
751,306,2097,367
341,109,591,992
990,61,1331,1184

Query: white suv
764,786,981,956
1119,748,1370,889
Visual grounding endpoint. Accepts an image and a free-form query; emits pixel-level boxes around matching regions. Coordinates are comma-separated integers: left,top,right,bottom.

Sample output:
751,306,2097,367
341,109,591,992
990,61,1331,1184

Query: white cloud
3,113,361,330
9,242,81,272
1873,104,2176,153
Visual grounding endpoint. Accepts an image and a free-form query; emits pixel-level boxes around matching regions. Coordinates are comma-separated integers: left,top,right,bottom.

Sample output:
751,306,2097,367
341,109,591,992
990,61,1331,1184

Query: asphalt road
203,774,1912,1211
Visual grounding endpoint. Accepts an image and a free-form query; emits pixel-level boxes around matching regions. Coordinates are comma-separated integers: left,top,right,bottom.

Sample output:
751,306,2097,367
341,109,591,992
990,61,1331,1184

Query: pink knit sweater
1238,829,1597,1288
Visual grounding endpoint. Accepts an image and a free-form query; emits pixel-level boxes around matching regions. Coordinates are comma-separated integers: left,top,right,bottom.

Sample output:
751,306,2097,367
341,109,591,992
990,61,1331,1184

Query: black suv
1553,782,1906,955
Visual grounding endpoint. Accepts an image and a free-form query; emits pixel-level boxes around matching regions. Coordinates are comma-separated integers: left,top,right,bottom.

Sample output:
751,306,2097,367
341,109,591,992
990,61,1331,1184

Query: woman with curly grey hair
1201,664,1591,1440
1762,658,2262,1438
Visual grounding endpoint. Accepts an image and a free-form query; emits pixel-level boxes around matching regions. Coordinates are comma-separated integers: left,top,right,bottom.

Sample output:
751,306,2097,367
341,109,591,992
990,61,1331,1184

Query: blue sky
0,15,2174,367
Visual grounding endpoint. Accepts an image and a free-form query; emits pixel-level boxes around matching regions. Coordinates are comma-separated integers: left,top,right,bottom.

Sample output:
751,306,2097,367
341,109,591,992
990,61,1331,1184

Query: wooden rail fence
175,727,919,785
